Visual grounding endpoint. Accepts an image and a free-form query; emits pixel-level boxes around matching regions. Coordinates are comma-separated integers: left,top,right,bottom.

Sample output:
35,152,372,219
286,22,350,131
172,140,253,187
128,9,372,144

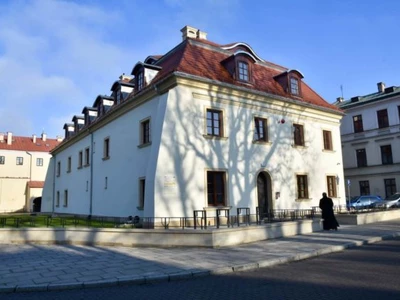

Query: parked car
373,192,400,209
347,195,382,210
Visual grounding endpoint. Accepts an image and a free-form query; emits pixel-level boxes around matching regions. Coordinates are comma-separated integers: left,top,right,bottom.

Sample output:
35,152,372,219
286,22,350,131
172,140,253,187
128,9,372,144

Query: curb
1,233,399,294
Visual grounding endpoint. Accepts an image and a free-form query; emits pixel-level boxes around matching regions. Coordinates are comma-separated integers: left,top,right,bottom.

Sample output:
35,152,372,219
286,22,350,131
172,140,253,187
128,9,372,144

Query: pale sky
1,0,399,139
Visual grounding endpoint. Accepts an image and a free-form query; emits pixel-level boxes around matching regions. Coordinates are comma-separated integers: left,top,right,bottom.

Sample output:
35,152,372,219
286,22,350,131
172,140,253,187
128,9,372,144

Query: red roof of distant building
0,135,61,152
27,181,45,188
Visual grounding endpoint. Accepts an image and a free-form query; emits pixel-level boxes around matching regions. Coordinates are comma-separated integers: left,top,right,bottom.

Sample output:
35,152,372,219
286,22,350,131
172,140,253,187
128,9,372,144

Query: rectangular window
254,117,268,142
293,124,304,146
323,130,333,150
238,61,249,82
207,171,226,206
84,148,90,166
56,191,60,207
398,106,400,121
63,190,68,207
290,77,299,95
105,177,108,189
326,176,337,198
137,72,144,91
356,149,367,167
67,157,71,172
0,156,4,164
381,145,393,165
104,137,110,158
140,119,151,145
359,181,370,195
353,115,364,133
86,180,89,192
36,158,43,166
384,178,396,198
56,161,61,177
78,151,83,168
139,178,145,209
377,109,389,128
207,109,223,137
297,175,309,199
16,157,23,165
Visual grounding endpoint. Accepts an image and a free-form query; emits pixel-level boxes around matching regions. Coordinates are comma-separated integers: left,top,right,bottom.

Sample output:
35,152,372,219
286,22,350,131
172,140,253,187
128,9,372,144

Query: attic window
238,61,249,82
137,71,144,91
290,77,299,95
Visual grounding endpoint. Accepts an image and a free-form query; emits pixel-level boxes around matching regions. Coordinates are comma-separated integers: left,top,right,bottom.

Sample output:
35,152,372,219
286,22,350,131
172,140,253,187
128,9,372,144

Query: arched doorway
257,172,272,218
33,197,42,212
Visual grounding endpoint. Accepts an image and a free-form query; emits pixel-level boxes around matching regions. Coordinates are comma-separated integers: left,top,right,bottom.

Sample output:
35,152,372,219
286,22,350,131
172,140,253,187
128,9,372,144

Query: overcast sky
1,0,399,139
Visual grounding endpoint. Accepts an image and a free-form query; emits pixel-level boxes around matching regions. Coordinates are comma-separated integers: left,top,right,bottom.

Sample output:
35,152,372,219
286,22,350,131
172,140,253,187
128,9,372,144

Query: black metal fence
0,208,316,230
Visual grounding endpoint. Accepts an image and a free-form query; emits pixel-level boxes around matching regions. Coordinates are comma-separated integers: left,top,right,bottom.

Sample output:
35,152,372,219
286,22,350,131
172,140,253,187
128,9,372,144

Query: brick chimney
41,132,47,142
32,134,37,143
7,132,12,145
377,82,385,93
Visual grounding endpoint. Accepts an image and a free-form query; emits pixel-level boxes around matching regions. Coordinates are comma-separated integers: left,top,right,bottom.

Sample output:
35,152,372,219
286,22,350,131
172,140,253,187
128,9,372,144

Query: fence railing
0,208,316,230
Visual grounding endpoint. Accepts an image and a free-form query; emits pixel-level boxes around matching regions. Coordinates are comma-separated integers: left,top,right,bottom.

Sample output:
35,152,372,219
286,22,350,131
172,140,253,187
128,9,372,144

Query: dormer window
137,71,144,91
238,61,249,82
290,77,299,95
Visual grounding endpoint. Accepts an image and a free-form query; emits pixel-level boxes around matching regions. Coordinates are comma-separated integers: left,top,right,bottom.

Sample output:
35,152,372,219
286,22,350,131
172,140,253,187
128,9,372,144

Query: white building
42,26,345,221
336,82,400,199
0,132,61,212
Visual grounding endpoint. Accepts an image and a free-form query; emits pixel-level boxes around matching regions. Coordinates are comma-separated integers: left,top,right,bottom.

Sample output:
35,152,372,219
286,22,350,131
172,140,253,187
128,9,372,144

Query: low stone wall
0,219,321,248
336,209,400,225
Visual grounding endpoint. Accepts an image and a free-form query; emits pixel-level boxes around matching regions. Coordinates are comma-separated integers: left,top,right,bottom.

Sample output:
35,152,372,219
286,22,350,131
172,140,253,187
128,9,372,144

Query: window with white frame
103,137,110,159
0,156,4,164
16,157,23,165
36,158,43,166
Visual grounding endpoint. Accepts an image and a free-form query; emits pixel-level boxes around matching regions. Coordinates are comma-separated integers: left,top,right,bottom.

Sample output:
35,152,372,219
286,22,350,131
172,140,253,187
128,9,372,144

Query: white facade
337,83,400,199
42,27,345,219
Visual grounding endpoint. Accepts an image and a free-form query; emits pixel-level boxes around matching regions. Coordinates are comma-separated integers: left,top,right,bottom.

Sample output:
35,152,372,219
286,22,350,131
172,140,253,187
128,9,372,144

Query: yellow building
0,132,61,212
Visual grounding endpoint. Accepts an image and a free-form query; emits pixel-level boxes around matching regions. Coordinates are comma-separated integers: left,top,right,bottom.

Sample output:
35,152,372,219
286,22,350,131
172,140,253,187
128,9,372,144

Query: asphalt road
2,237,400,300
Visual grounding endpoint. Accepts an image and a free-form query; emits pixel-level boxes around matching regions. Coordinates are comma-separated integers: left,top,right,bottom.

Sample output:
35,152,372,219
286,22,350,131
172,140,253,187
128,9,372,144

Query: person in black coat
319,192,339,231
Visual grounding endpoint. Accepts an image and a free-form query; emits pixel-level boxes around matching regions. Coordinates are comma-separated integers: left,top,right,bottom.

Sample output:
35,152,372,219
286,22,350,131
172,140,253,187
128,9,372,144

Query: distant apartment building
0,132,61,212
336,82,400,199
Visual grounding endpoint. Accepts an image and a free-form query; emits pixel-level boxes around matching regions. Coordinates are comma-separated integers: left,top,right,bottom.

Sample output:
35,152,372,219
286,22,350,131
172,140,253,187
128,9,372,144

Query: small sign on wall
164,175,176,187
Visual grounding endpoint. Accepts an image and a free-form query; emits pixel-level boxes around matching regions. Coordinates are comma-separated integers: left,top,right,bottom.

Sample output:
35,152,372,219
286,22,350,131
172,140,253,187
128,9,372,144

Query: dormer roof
93,95,114,108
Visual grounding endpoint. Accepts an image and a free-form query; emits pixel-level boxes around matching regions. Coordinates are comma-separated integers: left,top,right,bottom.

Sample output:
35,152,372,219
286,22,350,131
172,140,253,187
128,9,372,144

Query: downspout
52,154,56,213
26,151,32,212
89,131,94,216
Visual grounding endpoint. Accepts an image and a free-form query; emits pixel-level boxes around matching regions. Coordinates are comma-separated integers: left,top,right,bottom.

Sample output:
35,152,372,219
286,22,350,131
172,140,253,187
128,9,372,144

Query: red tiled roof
27,181,44,188
0,136,61,152
148,38,341,112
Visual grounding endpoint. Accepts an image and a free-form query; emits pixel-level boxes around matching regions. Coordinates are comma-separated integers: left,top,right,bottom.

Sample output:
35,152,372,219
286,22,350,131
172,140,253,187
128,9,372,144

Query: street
2,237,399,300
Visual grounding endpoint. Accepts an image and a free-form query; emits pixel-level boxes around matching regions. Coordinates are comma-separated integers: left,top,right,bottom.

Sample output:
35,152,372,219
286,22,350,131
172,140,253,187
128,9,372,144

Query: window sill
203,135,228,141
102,156,110,161
66,170,71,173
203,206,231,211
253,140,272,145
295,198,312,202
84,164,90,168
56,175,60,177
292,144,307,149
136,206,144,211
138,142,152,148
322,149,335,153
77,166,83,170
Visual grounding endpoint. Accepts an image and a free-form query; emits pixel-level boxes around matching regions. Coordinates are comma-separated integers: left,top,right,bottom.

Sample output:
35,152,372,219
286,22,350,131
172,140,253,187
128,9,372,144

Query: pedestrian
319,192,339,231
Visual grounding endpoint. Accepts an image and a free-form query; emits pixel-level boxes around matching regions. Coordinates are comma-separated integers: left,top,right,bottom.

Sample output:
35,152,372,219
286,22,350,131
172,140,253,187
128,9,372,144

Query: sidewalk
1,219,400,293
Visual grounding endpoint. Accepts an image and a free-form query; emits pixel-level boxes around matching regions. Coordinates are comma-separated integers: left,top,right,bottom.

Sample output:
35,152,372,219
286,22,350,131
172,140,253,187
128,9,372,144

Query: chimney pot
377,82,385,93
0,133,4,142
41,132,47,142
32,134,36,143
181,25,199,41
7,132,12,145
